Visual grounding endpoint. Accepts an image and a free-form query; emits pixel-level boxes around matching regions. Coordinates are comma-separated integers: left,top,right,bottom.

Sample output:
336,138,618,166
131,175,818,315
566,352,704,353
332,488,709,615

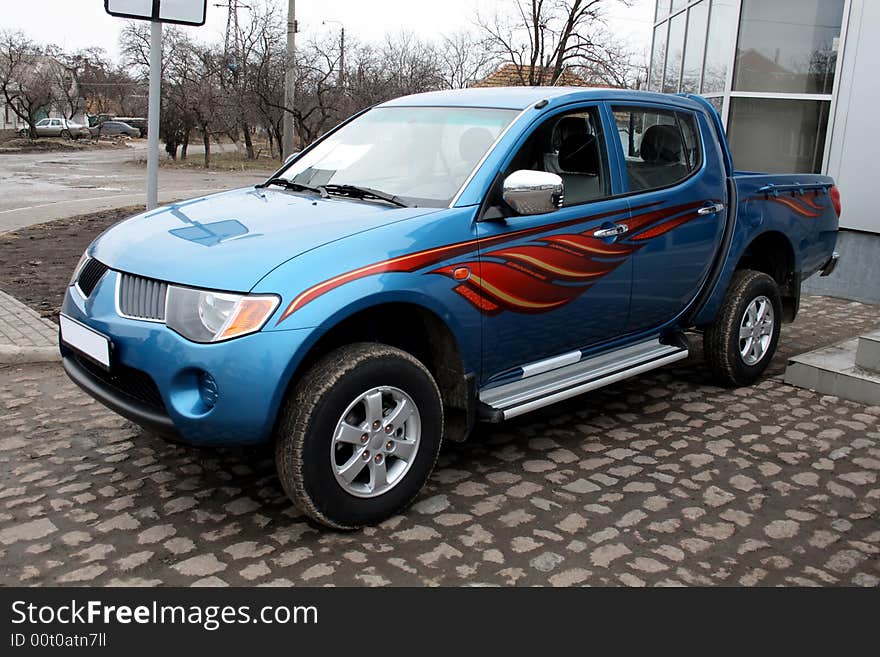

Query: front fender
252,206,483,375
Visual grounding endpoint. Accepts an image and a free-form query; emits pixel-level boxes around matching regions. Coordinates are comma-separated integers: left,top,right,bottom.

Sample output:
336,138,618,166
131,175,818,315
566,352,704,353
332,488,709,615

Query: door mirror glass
502,170,564,215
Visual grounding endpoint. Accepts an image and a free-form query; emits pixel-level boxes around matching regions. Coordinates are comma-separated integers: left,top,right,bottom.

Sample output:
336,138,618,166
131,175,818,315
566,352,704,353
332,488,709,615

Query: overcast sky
3,0,655,62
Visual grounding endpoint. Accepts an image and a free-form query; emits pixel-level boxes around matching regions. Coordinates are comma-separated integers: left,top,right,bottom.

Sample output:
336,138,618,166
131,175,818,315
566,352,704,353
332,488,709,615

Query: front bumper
60,270,311,446
62,352,179,440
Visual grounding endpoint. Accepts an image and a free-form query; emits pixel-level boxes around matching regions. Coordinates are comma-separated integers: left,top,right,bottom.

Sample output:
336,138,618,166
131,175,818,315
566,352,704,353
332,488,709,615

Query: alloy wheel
739,295,774,366
330,386,421,498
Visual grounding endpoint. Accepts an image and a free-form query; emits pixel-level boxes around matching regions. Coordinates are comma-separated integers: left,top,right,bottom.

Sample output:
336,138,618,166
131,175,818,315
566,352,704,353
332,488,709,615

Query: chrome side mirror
502,170,564,215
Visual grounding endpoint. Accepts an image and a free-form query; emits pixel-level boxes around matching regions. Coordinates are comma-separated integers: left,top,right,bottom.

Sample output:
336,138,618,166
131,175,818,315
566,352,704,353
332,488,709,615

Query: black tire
275,343,443,529
18,129,28,138
703,270,782,387
60,129,71,140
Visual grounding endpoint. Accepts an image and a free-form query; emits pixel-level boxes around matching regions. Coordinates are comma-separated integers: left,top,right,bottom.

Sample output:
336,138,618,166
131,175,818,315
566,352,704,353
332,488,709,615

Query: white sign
105,0,207,26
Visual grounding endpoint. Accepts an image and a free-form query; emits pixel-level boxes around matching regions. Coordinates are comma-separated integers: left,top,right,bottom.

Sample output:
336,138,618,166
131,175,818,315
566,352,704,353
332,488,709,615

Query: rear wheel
275,343,443,529
703,270,782,387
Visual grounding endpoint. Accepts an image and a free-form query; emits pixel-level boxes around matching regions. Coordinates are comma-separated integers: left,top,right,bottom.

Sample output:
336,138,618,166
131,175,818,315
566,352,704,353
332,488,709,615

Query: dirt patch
152,150,278,172
0,137,130,154
0,206,143,322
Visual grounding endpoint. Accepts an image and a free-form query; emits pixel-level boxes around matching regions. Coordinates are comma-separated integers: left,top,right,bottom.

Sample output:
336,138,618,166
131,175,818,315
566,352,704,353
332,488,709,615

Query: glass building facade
650,0,847,174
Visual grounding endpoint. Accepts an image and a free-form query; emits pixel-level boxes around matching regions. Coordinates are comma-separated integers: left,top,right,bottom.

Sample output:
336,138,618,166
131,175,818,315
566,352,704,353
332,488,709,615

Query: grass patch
160,149,280,172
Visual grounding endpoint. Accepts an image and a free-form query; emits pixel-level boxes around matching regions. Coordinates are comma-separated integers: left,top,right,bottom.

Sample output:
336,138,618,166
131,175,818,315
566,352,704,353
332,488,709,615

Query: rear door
607,103,727,332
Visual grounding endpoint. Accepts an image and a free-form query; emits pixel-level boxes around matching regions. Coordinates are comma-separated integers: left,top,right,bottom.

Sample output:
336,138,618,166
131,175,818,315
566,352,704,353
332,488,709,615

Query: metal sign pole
146,19,162,210
105,0,205,209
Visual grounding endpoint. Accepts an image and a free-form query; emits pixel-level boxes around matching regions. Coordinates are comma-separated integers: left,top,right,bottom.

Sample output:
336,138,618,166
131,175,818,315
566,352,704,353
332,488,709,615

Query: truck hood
91,187,439,291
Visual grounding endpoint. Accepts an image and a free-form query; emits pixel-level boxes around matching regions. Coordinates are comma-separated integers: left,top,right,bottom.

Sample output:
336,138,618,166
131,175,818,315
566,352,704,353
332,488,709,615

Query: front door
472,105,634,383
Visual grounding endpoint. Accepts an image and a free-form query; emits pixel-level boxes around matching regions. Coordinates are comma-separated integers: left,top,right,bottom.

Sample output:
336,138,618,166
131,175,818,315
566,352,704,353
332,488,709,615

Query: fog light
198,371,219,409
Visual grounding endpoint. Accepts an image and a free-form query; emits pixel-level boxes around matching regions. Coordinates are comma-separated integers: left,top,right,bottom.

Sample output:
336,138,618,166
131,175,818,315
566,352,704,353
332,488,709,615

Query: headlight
69,250,90,287
165,286,279,343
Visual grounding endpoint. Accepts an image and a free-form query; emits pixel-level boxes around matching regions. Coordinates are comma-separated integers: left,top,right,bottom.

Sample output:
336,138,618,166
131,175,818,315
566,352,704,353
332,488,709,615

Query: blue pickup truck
59,88,840,528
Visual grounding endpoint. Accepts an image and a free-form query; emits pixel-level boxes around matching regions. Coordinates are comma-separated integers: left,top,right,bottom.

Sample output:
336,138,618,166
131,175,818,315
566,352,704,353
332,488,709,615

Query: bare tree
219,1,271,159
438,30,499,89
246,15,287,157
46,46,101,122
477,0,633,85
0,30,60,137
381,32,444,96
165,39,233,168
573,29,646,89
121,22,204,159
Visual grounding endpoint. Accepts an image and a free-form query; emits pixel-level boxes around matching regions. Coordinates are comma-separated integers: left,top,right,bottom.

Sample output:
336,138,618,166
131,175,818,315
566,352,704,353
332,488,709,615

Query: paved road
0,142,273,234
0,295,878,586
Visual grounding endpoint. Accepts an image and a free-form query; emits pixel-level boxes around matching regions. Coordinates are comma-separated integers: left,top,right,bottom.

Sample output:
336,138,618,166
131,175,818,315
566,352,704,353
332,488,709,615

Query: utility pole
339,25,345,88
282,0,297,158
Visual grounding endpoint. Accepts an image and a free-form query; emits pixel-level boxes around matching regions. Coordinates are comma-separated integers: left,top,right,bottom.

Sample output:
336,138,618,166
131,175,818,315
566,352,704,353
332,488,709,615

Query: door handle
697,203,725,215
593,224,628,239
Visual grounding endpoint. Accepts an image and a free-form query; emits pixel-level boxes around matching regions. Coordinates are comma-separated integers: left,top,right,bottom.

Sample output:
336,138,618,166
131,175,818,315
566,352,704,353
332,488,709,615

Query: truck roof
381,87,706,112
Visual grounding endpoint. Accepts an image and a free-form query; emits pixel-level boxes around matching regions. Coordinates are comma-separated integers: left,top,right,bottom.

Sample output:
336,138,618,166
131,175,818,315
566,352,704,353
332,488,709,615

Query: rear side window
611,106,701,193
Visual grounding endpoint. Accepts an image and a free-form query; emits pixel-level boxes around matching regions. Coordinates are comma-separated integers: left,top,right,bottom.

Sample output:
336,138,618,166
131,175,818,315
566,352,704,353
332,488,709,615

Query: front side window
611,106,701,193
502,107,611,207
36,119,49,127
282,106,517,207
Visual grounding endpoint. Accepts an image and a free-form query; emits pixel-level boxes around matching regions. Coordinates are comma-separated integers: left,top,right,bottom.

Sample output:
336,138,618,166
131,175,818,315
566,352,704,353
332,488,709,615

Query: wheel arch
734,230,799,322
276,298,477,443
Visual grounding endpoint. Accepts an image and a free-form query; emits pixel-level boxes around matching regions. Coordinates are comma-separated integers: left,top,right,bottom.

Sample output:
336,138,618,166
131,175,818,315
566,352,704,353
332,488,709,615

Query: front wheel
703,270,782,387
275,343,443,529
60,129,71,140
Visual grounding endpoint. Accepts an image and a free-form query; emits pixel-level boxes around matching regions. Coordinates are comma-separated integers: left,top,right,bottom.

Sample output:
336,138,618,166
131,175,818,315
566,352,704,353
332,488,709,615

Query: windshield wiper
257,178,329,198
322,184,409,208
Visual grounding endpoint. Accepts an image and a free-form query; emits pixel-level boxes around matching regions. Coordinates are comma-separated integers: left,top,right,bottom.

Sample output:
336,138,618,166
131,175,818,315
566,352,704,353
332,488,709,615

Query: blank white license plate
60,314,111,368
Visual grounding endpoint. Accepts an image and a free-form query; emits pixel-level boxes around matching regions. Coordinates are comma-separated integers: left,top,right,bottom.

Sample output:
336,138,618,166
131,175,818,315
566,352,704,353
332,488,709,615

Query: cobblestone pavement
0,289,58,363
0,295,878,587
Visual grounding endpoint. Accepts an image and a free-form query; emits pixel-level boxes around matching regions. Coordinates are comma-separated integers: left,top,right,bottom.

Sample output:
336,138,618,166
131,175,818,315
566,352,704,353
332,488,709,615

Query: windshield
279,106,518,207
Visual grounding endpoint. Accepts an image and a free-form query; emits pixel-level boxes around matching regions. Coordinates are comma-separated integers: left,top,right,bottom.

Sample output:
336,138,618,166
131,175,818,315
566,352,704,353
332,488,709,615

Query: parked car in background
60,88,841,529
90,120,141,139
113,117,147,137
19,118,90,140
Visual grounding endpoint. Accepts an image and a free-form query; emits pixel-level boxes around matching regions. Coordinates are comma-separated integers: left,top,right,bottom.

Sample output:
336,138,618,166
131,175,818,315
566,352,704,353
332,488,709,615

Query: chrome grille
118,273,168,321
77,258,108,297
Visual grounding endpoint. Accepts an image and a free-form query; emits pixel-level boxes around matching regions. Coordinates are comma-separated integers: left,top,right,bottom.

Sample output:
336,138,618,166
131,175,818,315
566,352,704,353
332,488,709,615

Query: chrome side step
479,337,688,421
